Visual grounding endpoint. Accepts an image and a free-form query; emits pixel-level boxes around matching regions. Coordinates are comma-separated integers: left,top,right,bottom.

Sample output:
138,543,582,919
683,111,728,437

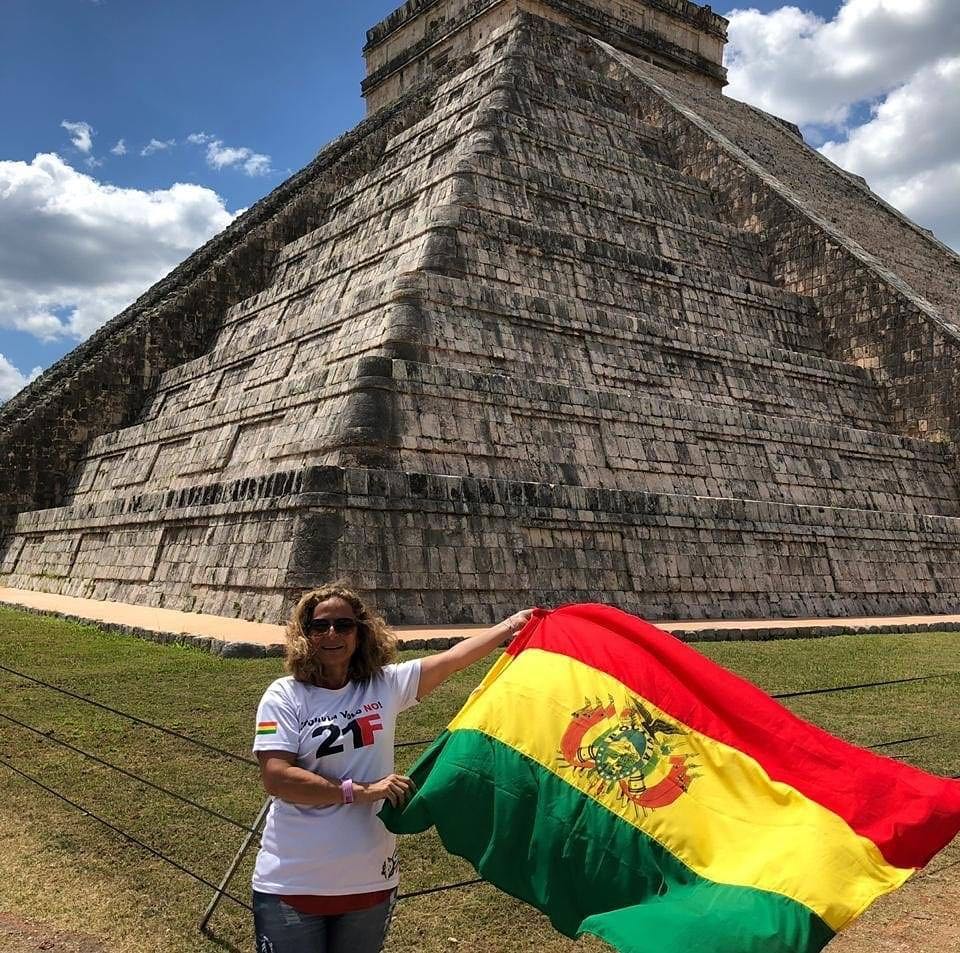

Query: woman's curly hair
285,583,397,684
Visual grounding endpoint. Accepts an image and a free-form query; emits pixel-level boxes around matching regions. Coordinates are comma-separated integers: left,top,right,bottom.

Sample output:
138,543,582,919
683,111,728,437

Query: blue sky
2,0,958,399
2,0,394,204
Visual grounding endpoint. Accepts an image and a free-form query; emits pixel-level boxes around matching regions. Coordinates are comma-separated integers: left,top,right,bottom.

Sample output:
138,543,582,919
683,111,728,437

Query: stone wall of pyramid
3,8,960,623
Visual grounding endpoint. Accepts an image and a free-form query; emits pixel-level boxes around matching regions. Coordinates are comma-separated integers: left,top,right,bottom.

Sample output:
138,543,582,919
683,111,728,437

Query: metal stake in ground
199,797,271,935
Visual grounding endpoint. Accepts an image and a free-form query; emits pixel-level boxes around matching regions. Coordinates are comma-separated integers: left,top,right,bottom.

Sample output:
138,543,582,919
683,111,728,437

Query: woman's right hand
357,773,416,807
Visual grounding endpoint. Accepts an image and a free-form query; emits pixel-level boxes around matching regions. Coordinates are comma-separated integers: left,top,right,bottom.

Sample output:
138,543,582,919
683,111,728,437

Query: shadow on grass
200,927,243,953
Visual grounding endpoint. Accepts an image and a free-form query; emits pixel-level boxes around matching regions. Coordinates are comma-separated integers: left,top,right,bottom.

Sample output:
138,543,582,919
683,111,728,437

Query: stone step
514,62,671,139
329,467,960,623
409,276,890,430
54,332,909,517
63,361,358,506
259,148,771,328
498,116,713,210
220,173,792,368
386,359,958,517
472,147,769,260
488,106,773,285
269,80,496,273
60,331,909,516
518,53,639,120
470,152,770,282
508,138,721,220
617,49,960,325
6,465,960,624
145,273,406,401
123,267,888,459
266,69,719,286
455,206,823,353
461,203,806,313
496,102,673,169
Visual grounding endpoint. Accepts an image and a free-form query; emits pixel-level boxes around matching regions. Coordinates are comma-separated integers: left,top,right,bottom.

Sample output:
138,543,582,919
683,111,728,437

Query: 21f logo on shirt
312,713,384,758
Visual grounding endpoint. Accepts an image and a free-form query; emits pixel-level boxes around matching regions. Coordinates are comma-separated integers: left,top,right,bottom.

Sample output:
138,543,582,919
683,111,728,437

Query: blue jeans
253,891,396,953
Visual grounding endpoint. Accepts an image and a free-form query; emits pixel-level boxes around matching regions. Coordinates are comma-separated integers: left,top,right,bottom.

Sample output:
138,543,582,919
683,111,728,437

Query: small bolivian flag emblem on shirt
256,721,278,735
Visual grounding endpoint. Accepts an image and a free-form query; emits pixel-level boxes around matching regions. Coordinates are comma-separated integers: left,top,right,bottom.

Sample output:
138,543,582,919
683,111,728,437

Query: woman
252,582,533,953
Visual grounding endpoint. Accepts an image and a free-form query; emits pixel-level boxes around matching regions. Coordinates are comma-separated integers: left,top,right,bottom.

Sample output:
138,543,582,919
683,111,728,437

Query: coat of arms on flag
559,697,697,811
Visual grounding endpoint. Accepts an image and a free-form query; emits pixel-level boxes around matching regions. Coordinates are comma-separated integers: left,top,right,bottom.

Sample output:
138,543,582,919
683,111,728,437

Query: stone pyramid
3,0,960,624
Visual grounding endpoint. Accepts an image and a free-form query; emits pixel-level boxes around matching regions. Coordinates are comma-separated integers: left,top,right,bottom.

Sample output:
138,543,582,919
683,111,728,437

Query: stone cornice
365,0,728,52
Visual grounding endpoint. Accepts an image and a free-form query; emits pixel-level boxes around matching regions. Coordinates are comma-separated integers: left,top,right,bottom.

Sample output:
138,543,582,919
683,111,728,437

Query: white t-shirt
251,661,421,896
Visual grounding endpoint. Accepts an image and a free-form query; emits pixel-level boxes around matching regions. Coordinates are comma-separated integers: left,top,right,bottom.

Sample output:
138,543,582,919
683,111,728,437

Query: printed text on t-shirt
299,700,384,729
312,713,384,758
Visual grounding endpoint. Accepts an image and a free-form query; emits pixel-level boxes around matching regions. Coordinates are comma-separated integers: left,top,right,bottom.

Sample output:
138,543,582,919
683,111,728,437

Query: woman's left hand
501,608,535,636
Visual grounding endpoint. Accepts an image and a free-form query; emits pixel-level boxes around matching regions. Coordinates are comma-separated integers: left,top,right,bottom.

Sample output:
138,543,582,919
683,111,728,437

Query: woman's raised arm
416,608,534,700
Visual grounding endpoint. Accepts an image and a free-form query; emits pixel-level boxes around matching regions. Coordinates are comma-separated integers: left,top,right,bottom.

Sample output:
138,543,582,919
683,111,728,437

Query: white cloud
725,0,960,129
820,58,960,180
0,153,236,344
140,137,175,156
61,120,94,154
110,139,127,156
0,354,41,403
242,153,272,176
724,0,960,252
187,131,273,177
819,57,960,249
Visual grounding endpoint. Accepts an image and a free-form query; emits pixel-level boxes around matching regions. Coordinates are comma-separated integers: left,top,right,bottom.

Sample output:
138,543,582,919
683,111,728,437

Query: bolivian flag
382,604,960,953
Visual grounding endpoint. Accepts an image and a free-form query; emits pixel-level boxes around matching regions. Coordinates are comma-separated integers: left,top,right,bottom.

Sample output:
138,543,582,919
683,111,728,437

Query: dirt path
0,913,106,953
6,586,960,649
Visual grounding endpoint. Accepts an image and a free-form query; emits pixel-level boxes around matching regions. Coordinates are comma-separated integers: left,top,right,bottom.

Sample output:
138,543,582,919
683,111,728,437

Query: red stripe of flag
509,604,960,870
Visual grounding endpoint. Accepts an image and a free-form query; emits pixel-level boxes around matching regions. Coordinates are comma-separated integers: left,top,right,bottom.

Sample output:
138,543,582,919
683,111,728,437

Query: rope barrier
0,662,437,762
0,758,253,912
4,660,955,751
0,662,255,766
867,733,939,750
398,878,484,900
0,711,255,833
4,711,955,935
772,672,956,700
1,753,488,926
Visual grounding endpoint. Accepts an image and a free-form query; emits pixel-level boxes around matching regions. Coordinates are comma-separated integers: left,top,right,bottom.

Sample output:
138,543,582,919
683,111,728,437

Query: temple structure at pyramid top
362,0,729,111
3,0,960,625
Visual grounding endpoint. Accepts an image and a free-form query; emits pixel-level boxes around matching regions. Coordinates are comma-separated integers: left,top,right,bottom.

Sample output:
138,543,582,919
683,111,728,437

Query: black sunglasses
307,617,358,635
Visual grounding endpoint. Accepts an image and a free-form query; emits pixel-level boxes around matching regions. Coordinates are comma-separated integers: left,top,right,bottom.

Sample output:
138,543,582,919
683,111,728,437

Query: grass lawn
1,605,958,953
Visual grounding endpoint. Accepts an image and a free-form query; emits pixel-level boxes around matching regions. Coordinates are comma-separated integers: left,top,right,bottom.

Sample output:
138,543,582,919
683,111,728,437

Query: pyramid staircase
2,9,960,623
